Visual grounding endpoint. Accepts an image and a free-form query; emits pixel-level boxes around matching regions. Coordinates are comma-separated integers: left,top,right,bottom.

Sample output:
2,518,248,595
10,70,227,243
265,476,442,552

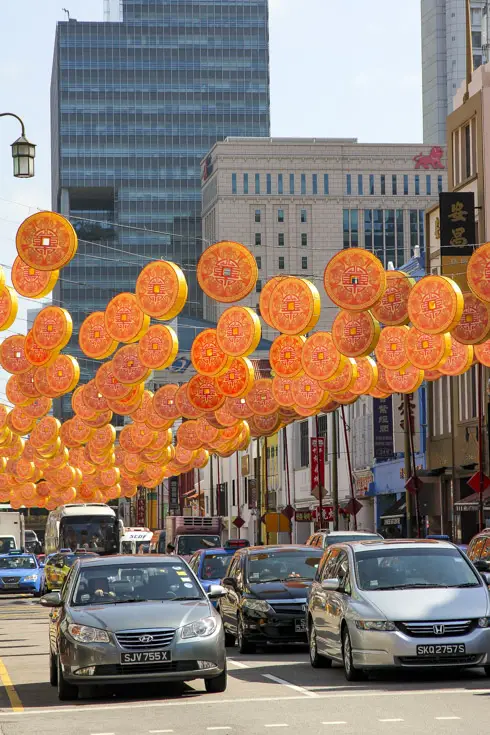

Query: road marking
322,723,347,726
379,719,404,723
91,732,115,735
262,673,319,698
264,725,288,728
149,730,174,733
435,717,461,721
227,659,250,669
0,658,23,713
206,728,232,731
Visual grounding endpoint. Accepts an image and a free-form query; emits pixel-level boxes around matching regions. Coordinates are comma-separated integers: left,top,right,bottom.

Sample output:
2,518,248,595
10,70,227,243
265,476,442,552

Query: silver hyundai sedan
307,539,490,680
41,555,227,700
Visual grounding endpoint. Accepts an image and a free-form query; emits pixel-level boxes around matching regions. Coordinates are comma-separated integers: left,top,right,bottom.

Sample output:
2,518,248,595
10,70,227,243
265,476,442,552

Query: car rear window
327,534,381,545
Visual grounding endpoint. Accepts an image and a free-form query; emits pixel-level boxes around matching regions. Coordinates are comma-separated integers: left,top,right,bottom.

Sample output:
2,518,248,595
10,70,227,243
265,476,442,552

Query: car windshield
72,561,203,605
326,534,381,545
58,553,98,567
0,538,16,554
60,515,117,554
177,535,221,555
355,547,481,590
0,556,37,570
247,549,323,583
201,554,230,580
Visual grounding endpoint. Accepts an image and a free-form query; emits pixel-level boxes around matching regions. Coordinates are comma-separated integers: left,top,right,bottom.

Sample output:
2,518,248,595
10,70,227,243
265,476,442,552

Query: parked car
466,529,490,572
41,554,227,701
188,548,236,606
307,539,490,681
0,550,44,596
220,544,324,653
306,530,383,550
44,550,98,592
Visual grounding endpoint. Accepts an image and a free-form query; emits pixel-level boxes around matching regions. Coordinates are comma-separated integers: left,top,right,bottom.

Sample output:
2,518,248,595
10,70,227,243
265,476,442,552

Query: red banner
310,437,325,496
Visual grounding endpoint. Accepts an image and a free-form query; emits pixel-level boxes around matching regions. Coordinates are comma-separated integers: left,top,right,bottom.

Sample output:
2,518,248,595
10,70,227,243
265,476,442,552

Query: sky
0,0,423,396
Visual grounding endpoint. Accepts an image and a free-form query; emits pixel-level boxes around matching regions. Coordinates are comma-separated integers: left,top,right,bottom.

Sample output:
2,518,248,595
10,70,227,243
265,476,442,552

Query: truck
0,512,25,554
120,527,153,555
165,516,222,559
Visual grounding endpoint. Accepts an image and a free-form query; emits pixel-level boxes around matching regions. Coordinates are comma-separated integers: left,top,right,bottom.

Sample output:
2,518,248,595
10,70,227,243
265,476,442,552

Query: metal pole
217,458,221,518
264,436,270,544
209,454,214,516
407,394,420,538
235,451,241,539
0,112,26,136
341,406,357,531
332,410,339,530
256,438,262,544
197,468,202,517
283,427,293,543
314,415,324,528
403,393,413,538
478,362,485,532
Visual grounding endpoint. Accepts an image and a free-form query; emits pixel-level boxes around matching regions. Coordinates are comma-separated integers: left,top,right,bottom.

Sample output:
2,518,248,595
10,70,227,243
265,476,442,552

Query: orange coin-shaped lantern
216,306,261,357
350,356,378,395
34,416,61,449
246,378,278,416
79,311,118,360
193,448,210,469
188,375,226,412
72,386,98,421
46,354,80,395
332,310,380,358
324,248,386,312
105,293,150,344
330,390,357,406
408,275,464,335
135,260,188,320
95,361,133,401
269,334,305,378
424,369,442,381
112,344,151,385
153,384,181,421
375,365,392,395
191,329,232,377
11,257,58,300
107,383,144,415
33,366,63,399
69,417,94,445
268,277,321,335
82,380,109,413
197,240,258,303
174,384,204,420
17,367,42,399
214,406,239,428
439,337,474,376
259,276,287,328
301,331,346,382
138,324,178,371
177,421,202,451
321,358,358,394
196,417,220,445
131,389,154,424
291,374,326,411
467,242,490,303
272,376,296,407
83,408,114,430
6,375,31,407
24,331,54,368
9,408,35,436
0,286,18,331
249,413,281,437
405,328,451,370
145,404,174,431
374,326,410,370
475,339,490,367
451,293,490,345
0,335,30,375
385,364,424,394
32,306,72,351
216,356,254,398
23,396,52,420
16,211,77,271
225,396,254,420
371,270,414,326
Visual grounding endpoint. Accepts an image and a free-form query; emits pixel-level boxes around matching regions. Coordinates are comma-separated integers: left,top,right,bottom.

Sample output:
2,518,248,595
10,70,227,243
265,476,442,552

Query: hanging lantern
79,311,118,360
0,335,31,375
0,286,18,331
321,357,358,393
5,375,32,407
81,380,109,413
407,275,464,335
269,334,306,378
214,405,240,428
216,306,261,357
301,331,346,382
191,328,232,377
32,306,73,351
176,421,202,451
112,344,151,385
17,367,42,399
424,369,443,381
197,240,258,303
174,383,204,420
135,260,188,320
272,376,296,408
224,396,254,420
324,248,386,312
374,326,410,370
258,276,287,328
24,330,55,368
216,356,255,398
105,293,150,344
371,270,414,326
11,256,59,298
153,384,181,420
438,336,474,376
374,364,392,395
451,292,490,345
138,324,178,371
23,396,52,420
46,354,80,395
249,413,282,437
16,211,78,271
268,277,321,335
196,417,220,445
33,365,64,399
95,361,133,400
405,328,451,370
187,375,226,412
245,378,278,416
350,356,378,395
82,409,113,429
475,338,490,367
332,310,380,358
385,364,424,394
467,241,490,303
291,374,326,411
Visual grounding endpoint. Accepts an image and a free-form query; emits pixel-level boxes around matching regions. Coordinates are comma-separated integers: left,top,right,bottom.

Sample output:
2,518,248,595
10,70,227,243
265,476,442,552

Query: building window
343,209,359,249
472,31,482,48
290,173,295,195
358,174,363,195
255,209,261,223
232,173,237,195
312,174,318,195
266,173,272,194
346,174,352,195
301,173,306,195
256,256,262,269
324,174,329,195
317,414,328,443
243,173,249,195
385,209,395,267
438,175,443,193
404,175,409,195
255,233,261,246
419,209,425,250
415,175,420,195
392,174,397,195
364,209,373,252
396,209,404,267
380,175,386,195
255,173,260,194
278,209,284,223
426,175,431,195
369,174,375,195
300,209,307,223
300,421,309,467
373,209,384,262
410,210,418,252
278,256,285,270
302,256,308,270
256,280,262,293
278,233,285,247
301,232,308,247
278,174,283,195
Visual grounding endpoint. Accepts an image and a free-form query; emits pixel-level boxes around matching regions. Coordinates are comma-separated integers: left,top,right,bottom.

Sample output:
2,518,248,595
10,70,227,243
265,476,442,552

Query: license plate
416,644,466,656
295,619,306,633
3,583,18,588
121,651,172,664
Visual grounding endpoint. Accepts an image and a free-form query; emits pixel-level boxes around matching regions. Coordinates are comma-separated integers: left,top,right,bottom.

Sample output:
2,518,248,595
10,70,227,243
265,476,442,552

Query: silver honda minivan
307,539,490,680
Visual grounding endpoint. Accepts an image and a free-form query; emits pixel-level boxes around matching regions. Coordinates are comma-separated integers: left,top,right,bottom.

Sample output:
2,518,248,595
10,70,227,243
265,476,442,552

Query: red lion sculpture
413,146,445,170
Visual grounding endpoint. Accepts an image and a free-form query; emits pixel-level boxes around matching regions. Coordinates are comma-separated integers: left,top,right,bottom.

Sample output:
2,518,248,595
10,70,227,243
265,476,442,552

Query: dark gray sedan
41,555,227,701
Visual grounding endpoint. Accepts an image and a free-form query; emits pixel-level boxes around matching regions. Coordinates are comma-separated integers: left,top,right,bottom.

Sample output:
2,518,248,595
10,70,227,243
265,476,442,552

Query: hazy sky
0,0,422,395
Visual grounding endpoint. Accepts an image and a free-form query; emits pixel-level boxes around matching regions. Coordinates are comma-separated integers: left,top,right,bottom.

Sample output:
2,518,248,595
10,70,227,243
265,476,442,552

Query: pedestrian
166,543,175,554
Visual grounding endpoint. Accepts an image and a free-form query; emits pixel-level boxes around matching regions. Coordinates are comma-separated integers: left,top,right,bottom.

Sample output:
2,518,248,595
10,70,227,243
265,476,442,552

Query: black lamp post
0,112,36,178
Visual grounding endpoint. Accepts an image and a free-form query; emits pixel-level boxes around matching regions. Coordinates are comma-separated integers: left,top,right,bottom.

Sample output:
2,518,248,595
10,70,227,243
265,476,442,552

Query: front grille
115,629,175,650
398,654,482,667
396,620,474,638
270,603,306,616
1,578,19,585
94,661,197,676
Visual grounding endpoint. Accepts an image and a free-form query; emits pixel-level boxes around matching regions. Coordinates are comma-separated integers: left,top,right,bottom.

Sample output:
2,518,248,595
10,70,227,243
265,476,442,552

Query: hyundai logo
433,624,445,635
139,634,154,643
301,604,307,613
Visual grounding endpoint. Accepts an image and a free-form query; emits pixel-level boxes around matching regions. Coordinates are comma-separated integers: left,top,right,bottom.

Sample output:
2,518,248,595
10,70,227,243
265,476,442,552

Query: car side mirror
474,559,490,573
40,591,63,608
208,584,227,600
321,577,340,591
481,571,490,586
222,576,236,589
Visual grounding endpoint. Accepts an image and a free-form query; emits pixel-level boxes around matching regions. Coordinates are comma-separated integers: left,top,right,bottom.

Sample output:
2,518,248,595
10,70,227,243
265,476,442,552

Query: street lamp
0,112,36,178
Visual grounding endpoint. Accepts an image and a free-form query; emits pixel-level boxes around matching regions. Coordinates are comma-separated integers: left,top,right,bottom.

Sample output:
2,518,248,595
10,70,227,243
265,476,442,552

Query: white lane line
262,673,319,698
322,723,347,727
149,730,175,733
379,719,404,723
435,717,461,721
91,732,115,735
264,726,289,729
206,728,232,731
227,658,250,669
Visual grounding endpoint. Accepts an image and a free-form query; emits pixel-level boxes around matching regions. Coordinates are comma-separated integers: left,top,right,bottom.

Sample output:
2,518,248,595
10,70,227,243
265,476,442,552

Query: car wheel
57,657,78,701
342,627,367,682
237,617,256,654
205,665,227,694
49,652,58,686
224,631,236,647
309,622,331,669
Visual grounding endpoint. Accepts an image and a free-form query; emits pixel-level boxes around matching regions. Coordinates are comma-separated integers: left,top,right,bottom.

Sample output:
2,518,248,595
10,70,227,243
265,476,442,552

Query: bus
45,503,120,556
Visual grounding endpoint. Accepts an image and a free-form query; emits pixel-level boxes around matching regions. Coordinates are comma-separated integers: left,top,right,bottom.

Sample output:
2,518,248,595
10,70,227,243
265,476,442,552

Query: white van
120,527,153,555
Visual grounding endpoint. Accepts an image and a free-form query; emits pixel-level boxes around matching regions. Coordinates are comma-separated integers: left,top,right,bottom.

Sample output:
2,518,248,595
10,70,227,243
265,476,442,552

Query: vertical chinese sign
439,192,476,292
310,437,325,496
169,477,180,515
373,397,394,460
136,490,146,526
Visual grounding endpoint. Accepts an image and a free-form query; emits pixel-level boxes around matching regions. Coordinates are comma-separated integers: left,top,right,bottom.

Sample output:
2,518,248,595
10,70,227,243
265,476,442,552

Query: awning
454,487,490,512
380,496,406,524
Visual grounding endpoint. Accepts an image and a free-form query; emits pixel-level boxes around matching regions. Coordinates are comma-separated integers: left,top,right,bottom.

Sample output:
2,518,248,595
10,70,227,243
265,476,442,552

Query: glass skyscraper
51,0,270,415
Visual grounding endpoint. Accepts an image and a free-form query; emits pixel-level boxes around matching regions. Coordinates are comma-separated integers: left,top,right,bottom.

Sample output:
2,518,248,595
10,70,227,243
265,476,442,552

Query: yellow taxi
43,550,98,592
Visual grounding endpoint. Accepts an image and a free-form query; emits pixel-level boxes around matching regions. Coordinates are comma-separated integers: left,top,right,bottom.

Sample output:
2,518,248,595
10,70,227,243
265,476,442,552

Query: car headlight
242,599,273,614
478,617,490,628
355,620,396,631
181,616,217,639
68,624,110,643
23,575,38,582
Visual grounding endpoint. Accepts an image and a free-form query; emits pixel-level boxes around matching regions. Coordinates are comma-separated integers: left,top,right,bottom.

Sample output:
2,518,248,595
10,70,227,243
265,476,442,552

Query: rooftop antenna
464,0,474,102
62,8,70,20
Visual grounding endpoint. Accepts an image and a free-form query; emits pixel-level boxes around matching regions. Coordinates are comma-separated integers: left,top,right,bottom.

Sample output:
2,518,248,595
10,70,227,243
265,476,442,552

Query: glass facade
362,209,405,268
51,0,270,414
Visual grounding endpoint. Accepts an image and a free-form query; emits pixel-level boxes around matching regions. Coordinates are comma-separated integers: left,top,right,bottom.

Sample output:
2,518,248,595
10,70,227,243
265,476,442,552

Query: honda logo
433,624,445,635
139,634,154,643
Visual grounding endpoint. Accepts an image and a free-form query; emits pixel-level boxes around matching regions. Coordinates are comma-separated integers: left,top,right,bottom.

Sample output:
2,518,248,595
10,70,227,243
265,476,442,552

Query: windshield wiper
447,582,480,588
373,583,451,590
253,578,283,583
165,596,202,601
111,598,149,604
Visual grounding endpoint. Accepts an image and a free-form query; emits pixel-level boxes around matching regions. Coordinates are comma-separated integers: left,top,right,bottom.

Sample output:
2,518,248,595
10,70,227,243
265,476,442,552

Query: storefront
454,488,490,543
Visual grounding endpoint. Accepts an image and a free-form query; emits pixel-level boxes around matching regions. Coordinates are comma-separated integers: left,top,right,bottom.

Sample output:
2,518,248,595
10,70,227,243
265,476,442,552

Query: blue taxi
0,551,43,596
188,540,250,604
